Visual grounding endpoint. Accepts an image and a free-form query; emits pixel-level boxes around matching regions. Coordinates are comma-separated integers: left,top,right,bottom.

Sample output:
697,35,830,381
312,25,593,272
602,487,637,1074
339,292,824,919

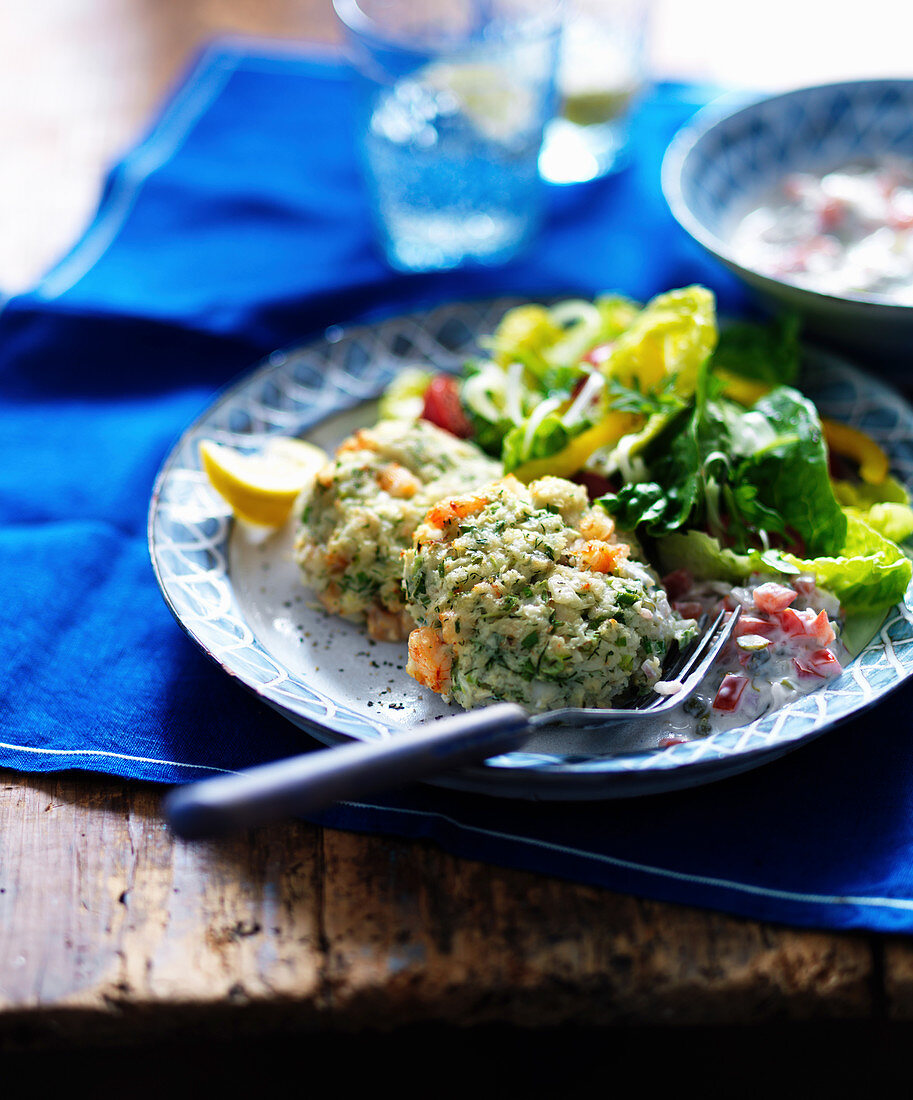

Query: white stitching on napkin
0,741,234,774
336,800,913,914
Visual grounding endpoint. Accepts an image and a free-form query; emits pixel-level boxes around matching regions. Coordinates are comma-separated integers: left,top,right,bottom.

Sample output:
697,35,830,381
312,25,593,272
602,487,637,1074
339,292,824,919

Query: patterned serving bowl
662,79,913,365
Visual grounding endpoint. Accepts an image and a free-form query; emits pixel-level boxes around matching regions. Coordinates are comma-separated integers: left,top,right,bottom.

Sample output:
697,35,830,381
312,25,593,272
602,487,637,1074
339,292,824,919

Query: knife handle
164,702,530,839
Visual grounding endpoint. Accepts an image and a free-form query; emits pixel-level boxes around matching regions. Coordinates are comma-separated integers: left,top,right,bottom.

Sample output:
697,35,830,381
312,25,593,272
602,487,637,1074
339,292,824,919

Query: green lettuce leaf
599,404,700,535
775,513,912,612
459,360,518,456
600,373,847,556
502,412,590,472
656,514,912,614
832,475,913,546
603,285,717,398
735,386,847,556
709,314,800,387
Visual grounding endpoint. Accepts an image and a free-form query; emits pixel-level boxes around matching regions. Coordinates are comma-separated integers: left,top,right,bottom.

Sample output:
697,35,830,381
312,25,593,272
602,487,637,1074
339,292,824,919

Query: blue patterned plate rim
147,297,913,796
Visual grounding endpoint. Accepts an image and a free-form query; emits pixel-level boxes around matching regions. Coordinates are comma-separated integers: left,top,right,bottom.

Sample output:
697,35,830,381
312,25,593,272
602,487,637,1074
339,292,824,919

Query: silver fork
165,608,741,838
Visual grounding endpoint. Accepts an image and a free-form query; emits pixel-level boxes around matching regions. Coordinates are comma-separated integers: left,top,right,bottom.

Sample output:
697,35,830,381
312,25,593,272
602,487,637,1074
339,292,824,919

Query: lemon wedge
199,436,328,527
421,61,536,143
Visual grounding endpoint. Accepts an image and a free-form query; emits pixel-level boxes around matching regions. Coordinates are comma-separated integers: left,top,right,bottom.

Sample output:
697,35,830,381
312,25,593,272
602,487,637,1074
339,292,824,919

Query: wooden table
5,2,913,1085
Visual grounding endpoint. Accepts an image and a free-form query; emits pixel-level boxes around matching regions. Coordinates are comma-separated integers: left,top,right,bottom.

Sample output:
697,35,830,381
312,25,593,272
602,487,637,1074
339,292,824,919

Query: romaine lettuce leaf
736,386,847,556
484,295,642,385
654,529,753,585
487,304,564,371
594,294,641,340
603,285,717,397
832,476,913,546
776,513,912,612
710,314,800,387
655,514,912,613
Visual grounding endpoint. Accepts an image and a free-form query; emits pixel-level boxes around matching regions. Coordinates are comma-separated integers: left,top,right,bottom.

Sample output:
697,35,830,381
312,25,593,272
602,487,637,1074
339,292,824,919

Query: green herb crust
403,475,696,711
293,419,500,638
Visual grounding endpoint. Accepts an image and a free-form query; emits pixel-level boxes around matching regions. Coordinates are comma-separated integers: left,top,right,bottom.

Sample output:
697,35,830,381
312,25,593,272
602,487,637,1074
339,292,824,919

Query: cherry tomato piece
421,375,472,439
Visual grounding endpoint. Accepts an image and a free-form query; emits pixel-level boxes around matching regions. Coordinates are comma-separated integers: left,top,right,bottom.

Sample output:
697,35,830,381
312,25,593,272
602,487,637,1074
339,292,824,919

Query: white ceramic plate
148,299,913,798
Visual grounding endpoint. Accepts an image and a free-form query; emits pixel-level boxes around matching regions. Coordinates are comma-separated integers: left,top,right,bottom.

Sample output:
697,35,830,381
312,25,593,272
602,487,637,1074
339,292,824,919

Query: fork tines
635,606,742,714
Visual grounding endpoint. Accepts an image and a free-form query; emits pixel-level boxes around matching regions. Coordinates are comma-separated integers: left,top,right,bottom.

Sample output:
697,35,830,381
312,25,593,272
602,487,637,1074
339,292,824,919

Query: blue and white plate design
148,299,913,799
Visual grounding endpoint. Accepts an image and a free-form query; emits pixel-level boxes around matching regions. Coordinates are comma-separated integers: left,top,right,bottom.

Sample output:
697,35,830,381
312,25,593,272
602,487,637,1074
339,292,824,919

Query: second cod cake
294,418,501,640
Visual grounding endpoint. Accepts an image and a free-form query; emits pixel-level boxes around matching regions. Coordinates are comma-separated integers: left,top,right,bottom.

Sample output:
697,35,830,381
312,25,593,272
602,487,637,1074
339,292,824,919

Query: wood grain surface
5,0,913,1070
0,771,897,1042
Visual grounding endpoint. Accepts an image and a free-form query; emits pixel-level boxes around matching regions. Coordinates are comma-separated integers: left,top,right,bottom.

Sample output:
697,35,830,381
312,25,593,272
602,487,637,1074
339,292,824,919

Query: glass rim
331,0,564,50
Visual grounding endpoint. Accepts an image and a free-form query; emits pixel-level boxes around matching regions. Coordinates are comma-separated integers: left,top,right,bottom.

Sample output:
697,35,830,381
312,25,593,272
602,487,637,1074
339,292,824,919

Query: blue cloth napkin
3,38,912,935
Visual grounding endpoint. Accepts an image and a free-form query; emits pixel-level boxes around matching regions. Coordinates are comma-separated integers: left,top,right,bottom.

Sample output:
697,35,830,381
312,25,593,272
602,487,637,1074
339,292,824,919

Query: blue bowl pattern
663,80,913,359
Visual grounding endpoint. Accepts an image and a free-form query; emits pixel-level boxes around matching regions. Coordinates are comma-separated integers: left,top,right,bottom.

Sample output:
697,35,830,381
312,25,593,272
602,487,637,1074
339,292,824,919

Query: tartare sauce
656,573,847,744
730,157,913,303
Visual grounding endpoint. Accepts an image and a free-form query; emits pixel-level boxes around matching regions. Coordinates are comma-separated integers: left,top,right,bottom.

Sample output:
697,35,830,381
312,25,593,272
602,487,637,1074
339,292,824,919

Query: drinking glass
333,0,563,272
539,0,649,185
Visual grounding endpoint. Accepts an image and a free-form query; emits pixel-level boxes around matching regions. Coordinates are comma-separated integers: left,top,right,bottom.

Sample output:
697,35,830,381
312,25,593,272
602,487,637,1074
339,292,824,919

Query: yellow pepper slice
716,370,772,406
511,410,642,483
821,418,889,484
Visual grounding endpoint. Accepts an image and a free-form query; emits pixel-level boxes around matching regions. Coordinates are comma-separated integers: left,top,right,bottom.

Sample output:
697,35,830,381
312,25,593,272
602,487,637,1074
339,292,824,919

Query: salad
376,285,913,731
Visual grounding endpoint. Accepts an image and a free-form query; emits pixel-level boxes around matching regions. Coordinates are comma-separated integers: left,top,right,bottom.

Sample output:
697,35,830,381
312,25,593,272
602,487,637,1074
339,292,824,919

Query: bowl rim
661,77,913,315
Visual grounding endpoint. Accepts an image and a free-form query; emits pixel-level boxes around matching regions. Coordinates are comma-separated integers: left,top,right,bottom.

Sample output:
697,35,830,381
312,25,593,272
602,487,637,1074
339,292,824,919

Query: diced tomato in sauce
773,606,836,645
673,601,705,620
791,576,819,602
888,203,913,231
421,375,472,439
793,649,843,680
807,609,837,646
817,195,848,231
752,582,798,613
775,607,810,637
735,614,777,638
713,673,749,713
662,569,693,601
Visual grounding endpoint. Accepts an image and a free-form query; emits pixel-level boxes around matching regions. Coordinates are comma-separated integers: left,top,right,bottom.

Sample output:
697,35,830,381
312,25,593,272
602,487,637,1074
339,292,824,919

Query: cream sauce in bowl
730,157,913,303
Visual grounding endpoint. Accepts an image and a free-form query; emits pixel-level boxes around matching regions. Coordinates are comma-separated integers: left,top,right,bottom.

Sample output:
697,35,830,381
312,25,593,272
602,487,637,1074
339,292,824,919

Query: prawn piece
578,508,616,542
336,428,379,454
319,581,343,615
424,491,490,530
366,604,414,642
573,539,629,574
315,464,336,490
439,610,463,646
377,462,421,499
406,626,453,696
323,548,351,575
